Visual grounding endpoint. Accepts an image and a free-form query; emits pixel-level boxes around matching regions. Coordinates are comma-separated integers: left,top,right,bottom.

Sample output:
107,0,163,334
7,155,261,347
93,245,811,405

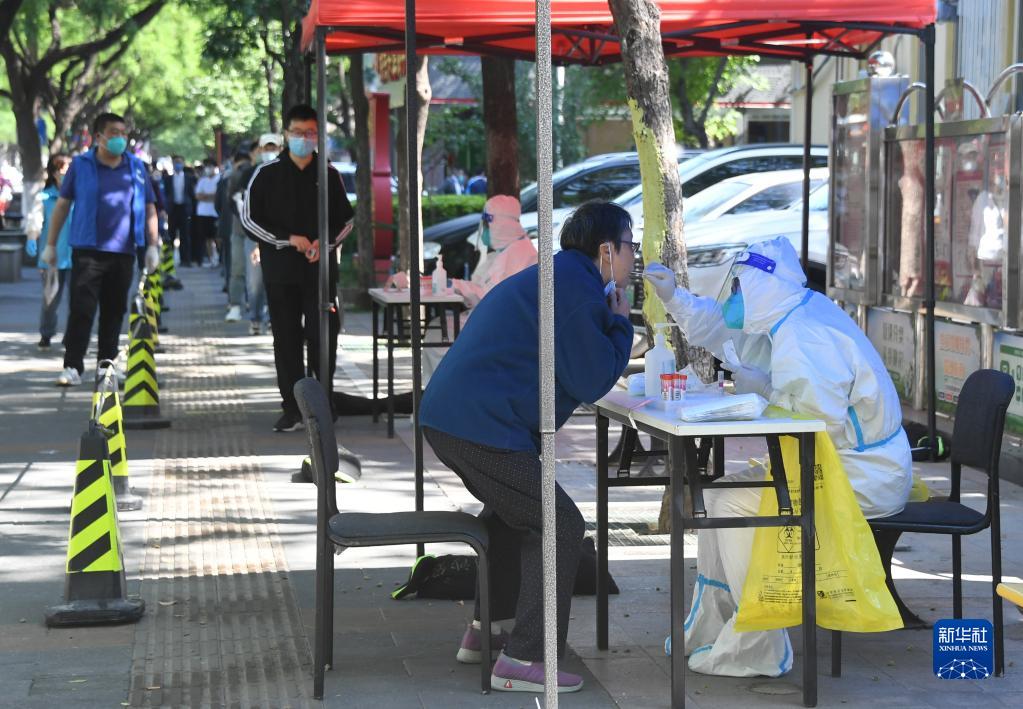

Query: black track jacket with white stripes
241,150,354,284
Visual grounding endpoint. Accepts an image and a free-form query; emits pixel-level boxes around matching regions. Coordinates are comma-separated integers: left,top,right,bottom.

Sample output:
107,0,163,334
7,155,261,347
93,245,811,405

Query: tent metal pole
316,29,331,398
405,0,425,546
535,0,557,705
801,58,813,269
924,23,937,460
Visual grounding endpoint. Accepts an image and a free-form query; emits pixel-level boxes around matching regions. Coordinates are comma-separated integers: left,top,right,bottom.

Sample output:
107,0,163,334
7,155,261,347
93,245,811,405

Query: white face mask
602,244,616,297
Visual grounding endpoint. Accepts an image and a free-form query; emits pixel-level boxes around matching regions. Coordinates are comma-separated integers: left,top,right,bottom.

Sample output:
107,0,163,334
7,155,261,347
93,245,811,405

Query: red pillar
370,92,393,283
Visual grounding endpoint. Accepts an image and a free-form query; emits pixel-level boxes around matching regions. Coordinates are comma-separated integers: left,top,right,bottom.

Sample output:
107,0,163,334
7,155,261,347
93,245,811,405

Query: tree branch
48,1,61,50
697,57,728,126
37,0,166,76
0,0,27,42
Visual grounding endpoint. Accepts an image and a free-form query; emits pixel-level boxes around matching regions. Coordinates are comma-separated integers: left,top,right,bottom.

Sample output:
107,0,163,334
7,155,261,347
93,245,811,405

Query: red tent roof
302,0,936,63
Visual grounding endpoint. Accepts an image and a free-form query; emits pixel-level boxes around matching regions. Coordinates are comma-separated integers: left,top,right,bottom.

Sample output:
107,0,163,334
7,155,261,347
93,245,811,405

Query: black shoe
273,412,304,432
37,336,51,349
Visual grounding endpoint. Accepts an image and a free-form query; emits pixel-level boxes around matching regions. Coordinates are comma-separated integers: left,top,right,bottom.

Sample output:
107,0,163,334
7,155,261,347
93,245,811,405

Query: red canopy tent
301,2,938,706
303,0,935,62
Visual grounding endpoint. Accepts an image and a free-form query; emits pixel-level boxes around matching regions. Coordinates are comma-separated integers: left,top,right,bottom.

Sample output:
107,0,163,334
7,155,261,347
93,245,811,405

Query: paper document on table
677,392,768,422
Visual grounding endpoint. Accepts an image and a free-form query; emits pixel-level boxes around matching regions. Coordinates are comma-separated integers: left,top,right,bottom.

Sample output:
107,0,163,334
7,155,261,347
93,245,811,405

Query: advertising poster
935,320,981,415
994,331,1023,435
866,309,915,402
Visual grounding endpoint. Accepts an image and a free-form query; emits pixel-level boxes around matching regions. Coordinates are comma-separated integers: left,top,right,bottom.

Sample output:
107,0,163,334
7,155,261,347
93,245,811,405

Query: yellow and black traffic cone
93,388,143,511
146,271,168,332
160,241,183,290
122,313,170,429
130,294,161,355
44,428,145,627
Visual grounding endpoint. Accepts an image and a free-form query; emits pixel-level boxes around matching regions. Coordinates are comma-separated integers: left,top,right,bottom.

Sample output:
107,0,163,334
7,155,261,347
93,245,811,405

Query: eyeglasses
289,130,318,140
619,241,640,255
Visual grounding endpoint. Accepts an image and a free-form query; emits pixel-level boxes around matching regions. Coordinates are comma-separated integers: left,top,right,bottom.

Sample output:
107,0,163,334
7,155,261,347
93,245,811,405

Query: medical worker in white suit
643,236,912,677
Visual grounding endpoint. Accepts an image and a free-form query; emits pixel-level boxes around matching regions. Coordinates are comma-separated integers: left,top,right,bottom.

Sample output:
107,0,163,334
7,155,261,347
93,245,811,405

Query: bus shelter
300,1,936,705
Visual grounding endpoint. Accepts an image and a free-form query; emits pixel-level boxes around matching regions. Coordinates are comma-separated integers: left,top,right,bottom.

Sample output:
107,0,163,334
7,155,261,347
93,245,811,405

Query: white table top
368,287,466,305
596,389,826,438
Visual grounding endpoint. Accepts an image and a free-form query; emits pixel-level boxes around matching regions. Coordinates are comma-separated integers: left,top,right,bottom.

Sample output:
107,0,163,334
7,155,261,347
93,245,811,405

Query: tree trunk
281,18,308,115
608,0,695,533
481,56,519,197
351,54,375,304
396,56,431,274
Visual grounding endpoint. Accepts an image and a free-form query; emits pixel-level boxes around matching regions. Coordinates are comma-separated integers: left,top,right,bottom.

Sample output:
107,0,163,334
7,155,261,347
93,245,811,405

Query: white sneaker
225,305,243,322
249,321,261,335
57,367,81,387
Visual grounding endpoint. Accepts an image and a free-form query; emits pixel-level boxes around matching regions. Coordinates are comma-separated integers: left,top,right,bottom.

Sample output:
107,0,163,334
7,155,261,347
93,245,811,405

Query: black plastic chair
832,369,1013,677
294,378,493,699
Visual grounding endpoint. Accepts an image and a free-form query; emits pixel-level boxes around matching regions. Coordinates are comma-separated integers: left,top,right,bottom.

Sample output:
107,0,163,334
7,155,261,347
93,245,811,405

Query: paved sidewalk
1,264,1023,708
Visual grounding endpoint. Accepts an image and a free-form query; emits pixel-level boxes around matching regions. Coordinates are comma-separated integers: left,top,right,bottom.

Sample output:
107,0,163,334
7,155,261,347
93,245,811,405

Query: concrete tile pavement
2,264,1023,707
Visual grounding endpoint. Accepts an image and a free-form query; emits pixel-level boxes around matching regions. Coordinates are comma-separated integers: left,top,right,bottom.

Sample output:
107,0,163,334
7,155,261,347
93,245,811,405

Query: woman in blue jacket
28,154,72,349
420,201,636,693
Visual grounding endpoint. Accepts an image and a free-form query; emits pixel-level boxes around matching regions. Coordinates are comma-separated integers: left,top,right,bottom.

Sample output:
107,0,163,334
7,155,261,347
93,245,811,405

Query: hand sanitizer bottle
645,323,676,397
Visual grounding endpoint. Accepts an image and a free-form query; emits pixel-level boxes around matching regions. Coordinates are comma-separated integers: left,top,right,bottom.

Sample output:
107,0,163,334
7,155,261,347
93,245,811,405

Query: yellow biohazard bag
734,431,903,633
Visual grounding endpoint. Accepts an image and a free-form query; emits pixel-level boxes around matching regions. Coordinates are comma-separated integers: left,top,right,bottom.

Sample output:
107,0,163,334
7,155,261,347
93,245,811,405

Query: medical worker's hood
733,238,808,334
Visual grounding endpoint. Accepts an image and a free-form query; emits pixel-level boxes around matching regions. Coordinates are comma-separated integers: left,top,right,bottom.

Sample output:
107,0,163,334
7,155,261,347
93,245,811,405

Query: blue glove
25,239,37,258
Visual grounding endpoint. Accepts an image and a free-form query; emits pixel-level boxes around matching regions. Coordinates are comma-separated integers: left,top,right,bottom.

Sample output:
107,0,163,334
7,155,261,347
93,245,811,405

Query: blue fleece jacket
420,248,634,453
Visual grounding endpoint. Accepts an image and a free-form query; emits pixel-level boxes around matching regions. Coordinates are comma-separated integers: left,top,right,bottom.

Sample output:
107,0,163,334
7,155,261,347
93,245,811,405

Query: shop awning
302,0,936,63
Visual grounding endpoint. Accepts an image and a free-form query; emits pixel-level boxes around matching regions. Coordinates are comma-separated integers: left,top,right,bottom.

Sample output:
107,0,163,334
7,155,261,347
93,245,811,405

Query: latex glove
41,244,56,267
643,262,677,302
145,245,160,273
25,238,37,257
724,362,773,399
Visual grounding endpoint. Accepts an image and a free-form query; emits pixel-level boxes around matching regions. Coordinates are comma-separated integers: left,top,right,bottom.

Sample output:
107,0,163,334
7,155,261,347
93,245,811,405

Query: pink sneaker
490,652,583,693
455,623,508,664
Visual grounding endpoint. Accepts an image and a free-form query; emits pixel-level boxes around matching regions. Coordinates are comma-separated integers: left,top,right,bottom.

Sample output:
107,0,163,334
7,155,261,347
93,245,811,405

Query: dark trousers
423,426,585,662
193,216,216,264
63,250,135,374
265,279,339,416
167,203,191,263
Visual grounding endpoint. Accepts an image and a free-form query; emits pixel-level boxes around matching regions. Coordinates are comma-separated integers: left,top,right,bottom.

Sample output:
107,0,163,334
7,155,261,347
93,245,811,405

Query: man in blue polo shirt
41,112,159,386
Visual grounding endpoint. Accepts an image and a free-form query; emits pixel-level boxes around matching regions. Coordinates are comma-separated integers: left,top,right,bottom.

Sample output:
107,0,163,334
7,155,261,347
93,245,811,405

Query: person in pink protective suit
423,195,537,379
451,195,538,308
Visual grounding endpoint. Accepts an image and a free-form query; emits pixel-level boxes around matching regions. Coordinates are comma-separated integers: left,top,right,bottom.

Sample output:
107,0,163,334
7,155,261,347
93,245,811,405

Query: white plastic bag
678,393,768,422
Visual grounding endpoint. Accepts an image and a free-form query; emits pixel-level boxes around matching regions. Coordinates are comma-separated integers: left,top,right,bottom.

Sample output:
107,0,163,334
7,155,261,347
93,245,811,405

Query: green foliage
111,4,266,159
410,194,486,227
669,56,762,147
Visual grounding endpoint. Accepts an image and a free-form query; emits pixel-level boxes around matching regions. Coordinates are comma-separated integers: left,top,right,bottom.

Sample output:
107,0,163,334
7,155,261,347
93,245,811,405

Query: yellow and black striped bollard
44,428,145,626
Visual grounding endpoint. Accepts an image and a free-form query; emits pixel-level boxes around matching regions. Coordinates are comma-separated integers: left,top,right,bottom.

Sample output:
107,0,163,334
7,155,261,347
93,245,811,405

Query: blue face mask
722,277,744,329
480,212,493,248
288,136,315,158
105,136,127,156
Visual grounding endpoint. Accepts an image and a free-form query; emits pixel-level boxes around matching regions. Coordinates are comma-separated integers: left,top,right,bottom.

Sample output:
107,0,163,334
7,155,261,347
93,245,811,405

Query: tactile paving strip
127,276,311,708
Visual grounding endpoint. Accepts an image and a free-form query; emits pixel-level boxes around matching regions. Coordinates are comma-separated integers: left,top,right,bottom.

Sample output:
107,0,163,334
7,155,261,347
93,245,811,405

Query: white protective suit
657,236,912,677
422,195,538,380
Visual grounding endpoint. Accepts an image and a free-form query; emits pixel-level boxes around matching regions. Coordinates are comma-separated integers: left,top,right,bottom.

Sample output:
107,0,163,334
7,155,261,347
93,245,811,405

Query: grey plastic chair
294,378,492,699
832,369,1013,678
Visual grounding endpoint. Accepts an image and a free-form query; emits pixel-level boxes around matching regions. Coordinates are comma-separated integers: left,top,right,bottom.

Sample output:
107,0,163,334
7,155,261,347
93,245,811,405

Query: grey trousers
423,426,585,662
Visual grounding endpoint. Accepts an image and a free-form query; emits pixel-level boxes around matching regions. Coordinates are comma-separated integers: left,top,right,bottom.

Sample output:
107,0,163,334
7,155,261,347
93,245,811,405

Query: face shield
715,250,779,330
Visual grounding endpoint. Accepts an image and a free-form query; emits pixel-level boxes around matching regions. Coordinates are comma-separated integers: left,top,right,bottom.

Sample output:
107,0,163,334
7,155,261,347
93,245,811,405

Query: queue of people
15,105,915,696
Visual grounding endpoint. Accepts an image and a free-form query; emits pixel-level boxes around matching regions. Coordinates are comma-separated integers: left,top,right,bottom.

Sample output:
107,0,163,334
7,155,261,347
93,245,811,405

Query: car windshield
785,183,829,212
613,153,710,208
684,180,751,222
519,161,599,211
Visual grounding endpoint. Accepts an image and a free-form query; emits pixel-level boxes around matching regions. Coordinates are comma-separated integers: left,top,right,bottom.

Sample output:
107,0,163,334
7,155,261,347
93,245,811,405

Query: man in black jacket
163,155,196,266
241,104,354,432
